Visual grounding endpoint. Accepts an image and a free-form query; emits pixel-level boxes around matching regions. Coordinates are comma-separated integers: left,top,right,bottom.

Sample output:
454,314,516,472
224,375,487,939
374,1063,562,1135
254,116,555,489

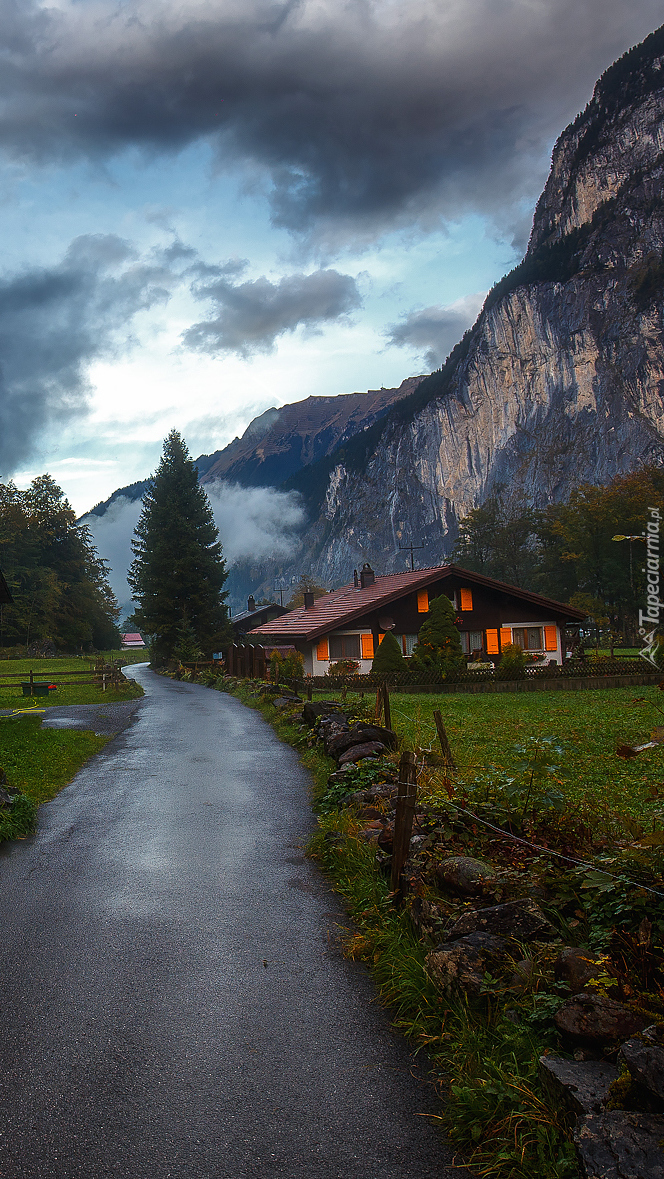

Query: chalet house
247,563,586,675
231,597,290,638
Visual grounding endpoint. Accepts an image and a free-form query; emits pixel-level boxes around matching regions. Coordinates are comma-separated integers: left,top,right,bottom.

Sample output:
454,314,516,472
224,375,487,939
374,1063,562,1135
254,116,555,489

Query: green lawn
0,714,108,807
0,656,144,709
311,684,664,825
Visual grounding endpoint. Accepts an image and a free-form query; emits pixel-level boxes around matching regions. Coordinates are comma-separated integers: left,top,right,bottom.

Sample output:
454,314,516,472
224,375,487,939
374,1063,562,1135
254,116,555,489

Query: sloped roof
247,564,586,643
231,602,289,625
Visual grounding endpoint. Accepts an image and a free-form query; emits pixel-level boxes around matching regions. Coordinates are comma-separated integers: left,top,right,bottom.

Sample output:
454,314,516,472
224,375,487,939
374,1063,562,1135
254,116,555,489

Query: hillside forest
0,476,121,654
453,466,664,647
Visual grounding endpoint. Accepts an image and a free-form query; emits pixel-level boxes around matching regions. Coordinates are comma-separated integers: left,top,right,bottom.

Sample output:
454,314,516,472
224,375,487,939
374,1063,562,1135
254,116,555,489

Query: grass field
0,656,144,709
0,714,109,807
311,684,664,827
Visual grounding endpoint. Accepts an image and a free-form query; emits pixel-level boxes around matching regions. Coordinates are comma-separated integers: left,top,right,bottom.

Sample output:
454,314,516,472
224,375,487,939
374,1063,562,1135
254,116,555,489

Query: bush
371,631,405,677
327,659,360,677
496,642,527,680
411,595,466,679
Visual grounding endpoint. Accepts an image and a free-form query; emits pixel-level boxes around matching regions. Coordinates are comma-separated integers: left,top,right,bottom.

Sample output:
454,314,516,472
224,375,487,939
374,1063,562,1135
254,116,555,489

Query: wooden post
433,709,455,768
382,681,392,732
307,680,313,701
342,682,347,701
29,669,34,696
391,751,417,899
375,686,382,722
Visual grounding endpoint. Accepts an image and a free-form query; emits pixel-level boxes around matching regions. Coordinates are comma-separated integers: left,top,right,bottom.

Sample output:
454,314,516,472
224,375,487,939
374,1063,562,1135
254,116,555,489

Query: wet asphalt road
0,666,458,1179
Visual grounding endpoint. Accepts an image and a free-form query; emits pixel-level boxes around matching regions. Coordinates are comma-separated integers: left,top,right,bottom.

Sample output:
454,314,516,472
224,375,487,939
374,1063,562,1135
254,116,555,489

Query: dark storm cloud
0,235,172,476
386,294,485,370
0,1,661,242
183,266,362,356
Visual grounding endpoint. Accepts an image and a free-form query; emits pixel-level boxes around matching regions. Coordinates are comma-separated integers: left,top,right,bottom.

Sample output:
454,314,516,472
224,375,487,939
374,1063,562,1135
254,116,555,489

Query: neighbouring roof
231,602,289,625
0,569,13,605
121,633,145,646
247,564,587,643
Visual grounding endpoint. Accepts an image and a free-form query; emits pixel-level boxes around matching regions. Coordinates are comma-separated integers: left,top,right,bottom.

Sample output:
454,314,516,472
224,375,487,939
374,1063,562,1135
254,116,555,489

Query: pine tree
411,594,465,678
371,631,405,677
128,431,232,664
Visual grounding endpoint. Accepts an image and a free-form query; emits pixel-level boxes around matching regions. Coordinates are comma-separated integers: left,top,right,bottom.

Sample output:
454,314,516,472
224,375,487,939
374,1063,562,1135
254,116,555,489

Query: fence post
433,709,455,768
382,681,392,731
375,686,382,721
391,750,417,899
307,679,313,701
29,669,34,696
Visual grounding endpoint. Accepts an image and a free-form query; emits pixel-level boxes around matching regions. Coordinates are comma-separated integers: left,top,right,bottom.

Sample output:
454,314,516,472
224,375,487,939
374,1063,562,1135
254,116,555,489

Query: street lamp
611,534,645,590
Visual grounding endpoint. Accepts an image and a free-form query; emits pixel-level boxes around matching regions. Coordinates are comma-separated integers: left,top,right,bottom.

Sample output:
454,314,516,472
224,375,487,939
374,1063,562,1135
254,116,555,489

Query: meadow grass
312,684,664,824
0,715,109,807
0,656,144,709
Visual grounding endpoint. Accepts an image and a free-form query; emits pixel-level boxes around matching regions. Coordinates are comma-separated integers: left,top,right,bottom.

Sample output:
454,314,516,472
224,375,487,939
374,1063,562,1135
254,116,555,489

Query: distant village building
247,563,586,674
121,633,145,649
231,597,289,639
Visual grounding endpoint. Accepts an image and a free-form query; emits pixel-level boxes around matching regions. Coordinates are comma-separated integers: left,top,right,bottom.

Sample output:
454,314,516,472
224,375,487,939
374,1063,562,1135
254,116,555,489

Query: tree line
0,475,121,653
452,466,664,646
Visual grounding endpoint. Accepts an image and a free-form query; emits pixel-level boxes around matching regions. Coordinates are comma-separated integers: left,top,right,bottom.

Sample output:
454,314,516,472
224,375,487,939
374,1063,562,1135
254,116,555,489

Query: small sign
213,653,224,660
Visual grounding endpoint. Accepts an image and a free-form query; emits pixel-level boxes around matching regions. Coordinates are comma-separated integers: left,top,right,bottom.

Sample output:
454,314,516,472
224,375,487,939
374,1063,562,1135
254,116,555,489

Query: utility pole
399,541,424,571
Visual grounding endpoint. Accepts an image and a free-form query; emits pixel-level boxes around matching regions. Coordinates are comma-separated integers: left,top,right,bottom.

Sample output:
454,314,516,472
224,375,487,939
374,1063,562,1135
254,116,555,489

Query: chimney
303,591,315,609
360,562,375,589
354,569,359,588
247,595,256,612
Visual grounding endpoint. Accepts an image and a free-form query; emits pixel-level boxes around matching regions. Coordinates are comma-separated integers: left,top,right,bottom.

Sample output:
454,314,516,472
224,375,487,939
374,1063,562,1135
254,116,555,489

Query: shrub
411,595,465,679
496,642,527,680
327,659,360,677
371,631,405,677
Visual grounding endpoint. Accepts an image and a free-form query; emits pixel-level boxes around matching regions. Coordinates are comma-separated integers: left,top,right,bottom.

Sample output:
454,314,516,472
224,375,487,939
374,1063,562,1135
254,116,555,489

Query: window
460,631,484,654
512,626,543,651
329,634,361,659
417,589,429,612
399,634,418,656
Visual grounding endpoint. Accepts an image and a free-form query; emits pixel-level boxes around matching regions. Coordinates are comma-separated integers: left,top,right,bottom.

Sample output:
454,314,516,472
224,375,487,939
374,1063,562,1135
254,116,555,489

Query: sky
1,0,663,520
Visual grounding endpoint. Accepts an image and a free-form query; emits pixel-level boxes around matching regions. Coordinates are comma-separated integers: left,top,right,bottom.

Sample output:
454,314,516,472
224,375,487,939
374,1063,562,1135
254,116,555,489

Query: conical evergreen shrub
411,594,465,679
371,630,405,677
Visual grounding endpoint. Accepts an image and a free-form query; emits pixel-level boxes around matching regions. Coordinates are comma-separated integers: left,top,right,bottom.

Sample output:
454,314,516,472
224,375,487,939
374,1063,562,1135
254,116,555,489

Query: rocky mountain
277,23,664,588
86,378,421,517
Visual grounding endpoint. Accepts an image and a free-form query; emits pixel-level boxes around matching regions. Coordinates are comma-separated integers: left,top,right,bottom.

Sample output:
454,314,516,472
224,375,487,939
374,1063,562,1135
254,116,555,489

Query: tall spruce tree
128,431,231,664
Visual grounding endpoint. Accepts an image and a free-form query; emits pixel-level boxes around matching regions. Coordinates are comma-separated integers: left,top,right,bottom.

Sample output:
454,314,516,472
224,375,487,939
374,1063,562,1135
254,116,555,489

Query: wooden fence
0,663,126,695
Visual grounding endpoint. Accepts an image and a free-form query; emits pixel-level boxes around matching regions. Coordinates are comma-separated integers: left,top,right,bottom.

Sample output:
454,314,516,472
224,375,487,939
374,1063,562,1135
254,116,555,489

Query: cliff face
289,24,664,586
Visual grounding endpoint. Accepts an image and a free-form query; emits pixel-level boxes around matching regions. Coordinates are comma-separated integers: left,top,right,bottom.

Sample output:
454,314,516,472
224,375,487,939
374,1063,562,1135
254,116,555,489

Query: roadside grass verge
0,714,109,840
0,657,144,710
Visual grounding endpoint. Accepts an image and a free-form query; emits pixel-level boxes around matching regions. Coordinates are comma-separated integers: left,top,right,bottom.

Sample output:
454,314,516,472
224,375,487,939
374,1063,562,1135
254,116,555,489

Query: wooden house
231,596,290,639
247,563,586,674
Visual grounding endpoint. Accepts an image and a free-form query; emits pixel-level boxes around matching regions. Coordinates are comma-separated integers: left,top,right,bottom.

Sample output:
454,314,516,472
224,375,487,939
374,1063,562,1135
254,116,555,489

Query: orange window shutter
361,634,374,659
500,627,512,649
460,587,473,611
316,638,329,661
485,629,499,655
417,589,429,612
544,625,558,651
378,633,385,645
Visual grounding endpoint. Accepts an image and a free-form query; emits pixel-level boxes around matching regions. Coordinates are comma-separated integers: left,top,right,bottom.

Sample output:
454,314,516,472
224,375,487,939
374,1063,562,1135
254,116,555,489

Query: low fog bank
83,481,305,624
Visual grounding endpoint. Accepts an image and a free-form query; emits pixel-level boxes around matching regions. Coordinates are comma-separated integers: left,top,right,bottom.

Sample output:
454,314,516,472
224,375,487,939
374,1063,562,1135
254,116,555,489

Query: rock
554,993,646,1050
326,767,352,785
359,821,385,845
620,1027,664,1101
538,1055,618,1117
358,806,385,820
426,932,508,998
0,785,19,809
351,724,398,749
347,783,398,805
326,730,370,758
510,957,535,990
446,897,551,942
554,947,607,994
436,855,496,896
337,741,386,765
573,1111,664,1179
272,696,299,710
302,701,344,724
